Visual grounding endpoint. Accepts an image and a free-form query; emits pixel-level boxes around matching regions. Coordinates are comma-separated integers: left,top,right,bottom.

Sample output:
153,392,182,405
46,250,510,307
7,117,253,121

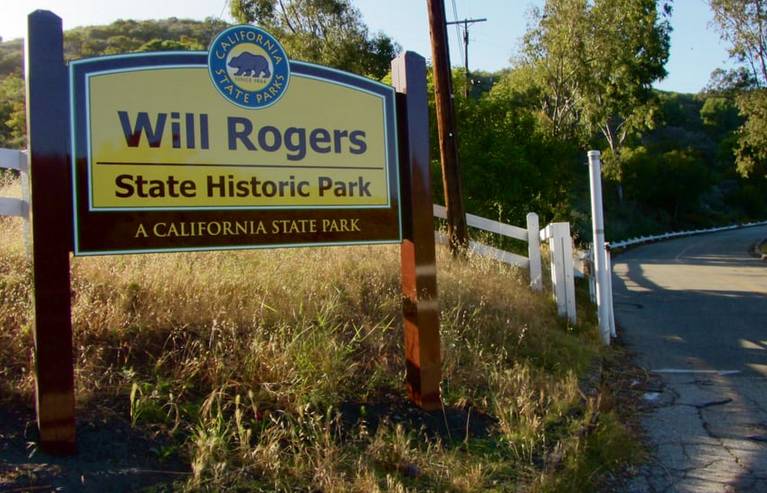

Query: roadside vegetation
0,178,640,491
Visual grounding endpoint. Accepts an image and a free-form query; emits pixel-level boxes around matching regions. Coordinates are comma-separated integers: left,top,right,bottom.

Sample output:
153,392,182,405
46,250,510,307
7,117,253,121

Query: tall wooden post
392,52,442,411
26,10,76,454
426,0,468,254
463,24,470,99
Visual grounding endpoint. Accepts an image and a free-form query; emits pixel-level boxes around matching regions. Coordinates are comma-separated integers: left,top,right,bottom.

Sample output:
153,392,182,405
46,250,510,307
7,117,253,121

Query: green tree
710,0,767,85
0,39,23,77
426,66,584,232
700,96,742,135
580,0,671,201
229,0,399,79
137,36,204,52
0,74,25,148
623,145,712,222
705,66,757,94
734,89,767,177
709,0,767,178
61,18,228,61
519,0,589,140
521,0,671,201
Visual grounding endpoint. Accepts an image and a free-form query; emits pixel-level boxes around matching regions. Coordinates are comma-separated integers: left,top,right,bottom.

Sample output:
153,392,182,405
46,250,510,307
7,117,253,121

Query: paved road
612,225,767,493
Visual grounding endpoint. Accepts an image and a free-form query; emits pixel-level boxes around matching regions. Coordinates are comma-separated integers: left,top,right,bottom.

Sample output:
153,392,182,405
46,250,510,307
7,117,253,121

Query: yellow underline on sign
95,161,385,171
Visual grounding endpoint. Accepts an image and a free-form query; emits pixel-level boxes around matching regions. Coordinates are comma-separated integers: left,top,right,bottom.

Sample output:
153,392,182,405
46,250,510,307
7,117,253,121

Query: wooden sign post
26,10,76,454
392,53,442,410
24,11,441,454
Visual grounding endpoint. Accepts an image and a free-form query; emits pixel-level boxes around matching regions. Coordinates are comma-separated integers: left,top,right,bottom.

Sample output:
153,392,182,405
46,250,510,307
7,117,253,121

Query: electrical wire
449,0,464,67
219,0,230,20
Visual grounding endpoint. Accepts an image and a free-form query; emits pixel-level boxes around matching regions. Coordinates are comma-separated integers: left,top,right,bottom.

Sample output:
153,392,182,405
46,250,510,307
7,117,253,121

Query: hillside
0,17,227,76
0,18,229,149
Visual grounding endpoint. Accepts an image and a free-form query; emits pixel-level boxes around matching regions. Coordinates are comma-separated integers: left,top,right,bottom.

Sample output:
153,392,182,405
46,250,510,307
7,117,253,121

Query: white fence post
587,150,610,344
606,249,616,337
526,212,542,291
547,224,566,317
20,151,31,256
561,223,576,324
544,222,576,324
587,245,596,304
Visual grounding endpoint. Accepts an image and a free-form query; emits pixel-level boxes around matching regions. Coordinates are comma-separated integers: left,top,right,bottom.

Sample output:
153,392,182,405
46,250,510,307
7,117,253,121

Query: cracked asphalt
612,225,767,493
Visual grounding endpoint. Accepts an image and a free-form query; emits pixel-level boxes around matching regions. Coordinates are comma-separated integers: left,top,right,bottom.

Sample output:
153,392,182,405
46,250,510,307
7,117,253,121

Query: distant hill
0,38,22,79
0,18,231,148
0,17,230,81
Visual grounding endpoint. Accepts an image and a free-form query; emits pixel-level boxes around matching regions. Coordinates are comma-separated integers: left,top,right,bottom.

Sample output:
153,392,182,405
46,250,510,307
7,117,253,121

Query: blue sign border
68,51,402,256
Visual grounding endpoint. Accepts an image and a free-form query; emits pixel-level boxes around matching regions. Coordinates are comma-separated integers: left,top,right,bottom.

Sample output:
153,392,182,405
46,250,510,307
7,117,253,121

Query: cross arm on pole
444,17,487,98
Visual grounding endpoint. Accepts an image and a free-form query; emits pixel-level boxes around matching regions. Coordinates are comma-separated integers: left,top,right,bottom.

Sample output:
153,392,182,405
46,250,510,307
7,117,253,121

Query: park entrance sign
26,11,440,453
70,24,400,254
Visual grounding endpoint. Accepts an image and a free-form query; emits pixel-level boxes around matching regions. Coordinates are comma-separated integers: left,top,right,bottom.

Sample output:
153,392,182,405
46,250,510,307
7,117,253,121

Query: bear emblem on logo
228,52,271,78
208,25,290,109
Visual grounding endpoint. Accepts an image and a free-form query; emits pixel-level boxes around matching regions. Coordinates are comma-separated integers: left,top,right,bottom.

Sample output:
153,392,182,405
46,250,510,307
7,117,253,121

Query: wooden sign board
25,11,440,454
69,25,400,255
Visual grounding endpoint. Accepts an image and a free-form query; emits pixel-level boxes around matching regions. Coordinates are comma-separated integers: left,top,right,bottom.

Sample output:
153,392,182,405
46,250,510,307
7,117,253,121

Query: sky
2,0,735,94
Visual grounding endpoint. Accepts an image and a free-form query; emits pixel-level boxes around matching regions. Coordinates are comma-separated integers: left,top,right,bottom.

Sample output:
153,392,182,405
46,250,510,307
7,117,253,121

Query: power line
449,0,464,67
219,0,230,21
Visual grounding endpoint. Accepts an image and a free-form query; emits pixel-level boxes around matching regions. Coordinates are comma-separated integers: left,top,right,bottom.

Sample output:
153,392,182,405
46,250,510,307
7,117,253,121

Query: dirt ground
0,343,645,493
0,391,498,493
0,401,189,493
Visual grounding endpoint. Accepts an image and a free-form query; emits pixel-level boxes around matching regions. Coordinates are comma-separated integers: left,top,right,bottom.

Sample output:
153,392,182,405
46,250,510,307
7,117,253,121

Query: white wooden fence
433,204,577,324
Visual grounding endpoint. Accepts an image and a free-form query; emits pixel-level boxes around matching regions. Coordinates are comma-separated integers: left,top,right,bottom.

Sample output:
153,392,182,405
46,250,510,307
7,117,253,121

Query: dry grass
0,176,638,492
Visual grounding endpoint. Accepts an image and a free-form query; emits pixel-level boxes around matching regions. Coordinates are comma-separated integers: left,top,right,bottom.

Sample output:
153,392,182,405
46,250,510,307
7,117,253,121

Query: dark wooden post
392,52,442,411
25,10,76,454
426,0,468,254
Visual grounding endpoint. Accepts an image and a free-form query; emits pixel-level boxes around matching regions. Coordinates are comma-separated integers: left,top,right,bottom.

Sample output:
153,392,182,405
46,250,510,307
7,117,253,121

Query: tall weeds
0,177,635,491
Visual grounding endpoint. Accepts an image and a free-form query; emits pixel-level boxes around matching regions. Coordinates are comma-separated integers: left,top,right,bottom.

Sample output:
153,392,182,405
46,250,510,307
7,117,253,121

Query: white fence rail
0,148,29,218
433,204,532,268
0,148,30,254
434,205,577,324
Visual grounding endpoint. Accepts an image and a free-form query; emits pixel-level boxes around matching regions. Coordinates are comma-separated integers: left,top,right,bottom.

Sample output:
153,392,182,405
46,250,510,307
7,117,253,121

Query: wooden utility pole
426,0,468,254
446,18,487,98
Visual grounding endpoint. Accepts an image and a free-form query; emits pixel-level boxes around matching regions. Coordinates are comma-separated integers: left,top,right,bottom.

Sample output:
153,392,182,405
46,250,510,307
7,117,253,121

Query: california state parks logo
208,25,290,109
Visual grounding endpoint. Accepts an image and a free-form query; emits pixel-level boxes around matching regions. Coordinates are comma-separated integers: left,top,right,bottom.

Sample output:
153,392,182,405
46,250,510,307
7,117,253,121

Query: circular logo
208,25,290,109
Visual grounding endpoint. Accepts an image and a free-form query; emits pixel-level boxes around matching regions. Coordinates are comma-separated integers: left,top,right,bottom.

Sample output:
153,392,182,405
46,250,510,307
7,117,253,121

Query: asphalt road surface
612,225,767,493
